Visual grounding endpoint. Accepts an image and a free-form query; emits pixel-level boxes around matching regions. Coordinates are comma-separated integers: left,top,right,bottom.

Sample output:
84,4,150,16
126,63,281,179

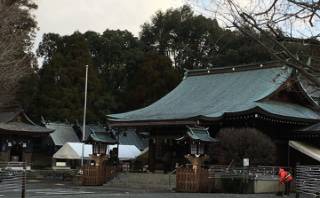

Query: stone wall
105,172,176,191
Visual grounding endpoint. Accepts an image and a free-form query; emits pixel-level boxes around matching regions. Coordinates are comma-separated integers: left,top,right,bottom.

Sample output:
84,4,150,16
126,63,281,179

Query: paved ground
0,180,312,198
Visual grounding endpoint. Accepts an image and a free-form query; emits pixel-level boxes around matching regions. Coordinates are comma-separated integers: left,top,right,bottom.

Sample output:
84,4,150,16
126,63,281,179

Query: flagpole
81,65,88,167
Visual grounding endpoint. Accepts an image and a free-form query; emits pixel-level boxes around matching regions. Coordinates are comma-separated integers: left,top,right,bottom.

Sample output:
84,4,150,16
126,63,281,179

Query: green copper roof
108,64,320,124
118,129,148,150
46,123,79,146
87,132,117,144
0,122,53,134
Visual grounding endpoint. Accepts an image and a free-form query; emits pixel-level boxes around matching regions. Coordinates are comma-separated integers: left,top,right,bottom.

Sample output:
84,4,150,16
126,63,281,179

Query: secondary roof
86,132,117,144
289,141,320,162
46,123,80,146
53,142,141,161
118,129,148,150
0,109,53,135
53,143,92,160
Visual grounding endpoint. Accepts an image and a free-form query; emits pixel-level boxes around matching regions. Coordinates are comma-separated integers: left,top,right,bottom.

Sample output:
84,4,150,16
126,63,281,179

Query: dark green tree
84,30,144,112
140,5,271,70
124,53,180,110
21,29,180,122
83,30,180,112
29,32,108,122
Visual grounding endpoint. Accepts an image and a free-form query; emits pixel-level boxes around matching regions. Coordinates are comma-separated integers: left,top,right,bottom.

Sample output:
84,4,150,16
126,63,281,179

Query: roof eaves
87,132,117,144
255,105,320,123
200,105,319,124
297,76,320,110
109,119,198,127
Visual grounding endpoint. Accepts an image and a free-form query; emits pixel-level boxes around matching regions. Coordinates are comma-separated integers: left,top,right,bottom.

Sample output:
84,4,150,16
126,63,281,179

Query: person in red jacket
278,168,293,196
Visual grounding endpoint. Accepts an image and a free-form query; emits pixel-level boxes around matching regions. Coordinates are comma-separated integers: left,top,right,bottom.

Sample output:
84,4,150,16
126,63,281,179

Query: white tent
109,145,141,161
53,142,141,161
53,142,92,160
289,140,320,162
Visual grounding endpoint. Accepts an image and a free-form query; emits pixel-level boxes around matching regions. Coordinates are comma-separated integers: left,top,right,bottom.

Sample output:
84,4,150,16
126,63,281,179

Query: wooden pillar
148,138,155,172
0,151,10,162
22,152,32,164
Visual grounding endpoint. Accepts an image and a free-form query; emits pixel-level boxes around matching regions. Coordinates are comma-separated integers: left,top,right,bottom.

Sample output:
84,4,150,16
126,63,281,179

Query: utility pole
81,65,88,167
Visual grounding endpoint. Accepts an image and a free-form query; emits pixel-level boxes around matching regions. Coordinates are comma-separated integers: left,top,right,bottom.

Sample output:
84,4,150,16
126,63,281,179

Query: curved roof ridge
185,61,282,77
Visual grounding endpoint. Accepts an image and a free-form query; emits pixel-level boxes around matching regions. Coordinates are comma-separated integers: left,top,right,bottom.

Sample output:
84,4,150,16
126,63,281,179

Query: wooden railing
176,166,209,192
81,165,119,186
81,165,106,186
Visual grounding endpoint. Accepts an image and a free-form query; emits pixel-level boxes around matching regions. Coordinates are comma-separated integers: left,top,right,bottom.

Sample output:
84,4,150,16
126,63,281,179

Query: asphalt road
0,180,313,198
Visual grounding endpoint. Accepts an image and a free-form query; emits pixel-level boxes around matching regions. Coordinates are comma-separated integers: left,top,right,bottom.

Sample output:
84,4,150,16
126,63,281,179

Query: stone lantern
177,126,218,172
86,132,117,166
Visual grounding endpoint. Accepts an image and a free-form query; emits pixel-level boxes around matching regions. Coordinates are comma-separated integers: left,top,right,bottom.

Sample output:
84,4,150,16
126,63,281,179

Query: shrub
213,128,276,165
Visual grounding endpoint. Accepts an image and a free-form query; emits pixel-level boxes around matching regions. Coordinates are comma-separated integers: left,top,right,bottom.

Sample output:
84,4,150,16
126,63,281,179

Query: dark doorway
10,144,23,161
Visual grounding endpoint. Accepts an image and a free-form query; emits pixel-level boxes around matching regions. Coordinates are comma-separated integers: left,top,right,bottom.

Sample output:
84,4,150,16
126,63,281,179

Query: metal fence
0,162,27,198
208,165,291,179
296,165,320,197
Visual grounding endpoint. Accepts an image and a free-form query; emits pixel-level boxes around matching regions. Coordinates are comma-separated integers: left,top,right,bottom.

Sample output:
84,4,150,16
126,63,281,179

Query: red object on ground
278,168,293,184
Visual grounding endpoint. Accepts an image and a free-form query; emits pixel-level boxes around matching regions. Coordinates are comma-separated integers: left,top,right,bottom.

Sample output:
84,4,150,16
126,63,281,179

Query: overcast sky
33,0,184,50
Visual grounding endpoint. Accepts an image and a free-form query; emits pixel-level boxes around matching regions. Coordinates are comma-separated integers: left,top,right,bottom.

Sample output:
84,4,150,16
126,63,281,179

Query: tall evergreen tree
140,5,271,70
22,30,179,122
124,53,180,110
30,32,107,122
84,30,144,112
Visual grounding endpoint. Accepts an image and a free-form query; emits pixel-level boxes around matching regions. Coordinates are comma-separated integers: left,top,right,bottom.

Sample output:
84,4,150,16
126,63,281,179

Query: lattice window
198,144,204,155
191,143,197,154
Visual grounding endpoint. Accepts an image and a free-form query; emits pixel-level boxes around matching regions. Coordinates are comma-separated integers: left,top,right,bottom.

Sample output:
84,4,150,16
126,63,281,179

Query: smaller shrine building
0,108,53,164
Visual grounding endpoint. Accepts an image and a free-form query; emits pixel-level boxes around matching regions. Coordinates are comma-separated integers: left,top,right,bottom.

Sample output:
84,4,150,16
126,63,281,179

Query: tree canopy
20,29,180,122
140,5,271,70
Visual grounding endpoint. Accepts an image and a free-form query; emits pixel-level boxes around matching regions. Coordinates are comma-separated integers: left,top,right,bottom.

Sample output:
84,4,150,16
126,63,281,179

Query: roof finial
183,68,189,79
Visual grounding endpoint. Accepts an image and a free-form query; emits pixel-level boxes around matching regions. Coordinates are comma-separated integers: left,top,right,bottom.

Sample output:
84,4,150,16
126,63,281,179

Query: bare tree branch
193,0,320,88
0,0,37,108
